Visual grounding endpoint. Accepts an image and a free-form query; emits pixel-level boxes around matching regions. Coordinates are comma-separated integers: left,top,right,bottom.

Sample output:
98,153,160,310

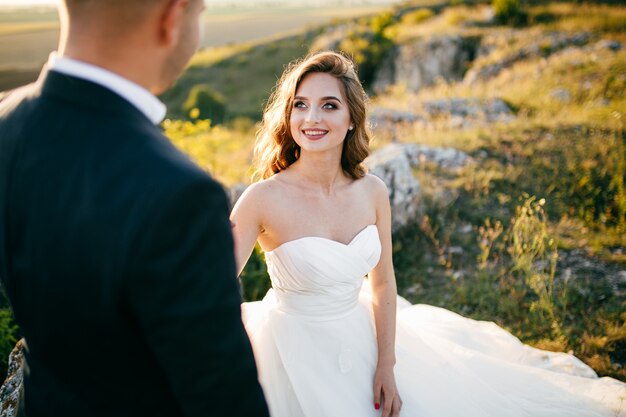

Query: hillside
0,0,623,385
163,0,626,383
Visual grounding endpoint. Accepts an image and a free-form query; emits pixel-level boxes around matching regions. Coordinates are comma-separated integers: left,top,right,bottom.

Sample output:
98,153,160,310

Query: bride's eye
294,101,306,109
322,102,338,110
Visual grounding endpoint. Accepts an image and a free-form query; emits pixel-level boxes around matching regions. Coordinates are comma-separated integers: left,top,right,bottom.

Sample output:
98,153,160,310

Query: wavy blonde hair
253,51,371,180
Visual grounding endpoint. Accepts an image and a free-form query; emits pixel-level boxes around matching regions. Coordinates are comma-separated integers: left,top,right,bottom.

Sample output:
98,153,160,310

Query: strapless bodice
264,225,381,319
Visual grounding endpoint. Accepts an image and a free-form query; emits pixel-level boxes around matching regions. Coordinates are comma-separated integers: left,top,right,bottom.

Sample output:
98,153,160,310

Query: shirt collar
47,52,167,125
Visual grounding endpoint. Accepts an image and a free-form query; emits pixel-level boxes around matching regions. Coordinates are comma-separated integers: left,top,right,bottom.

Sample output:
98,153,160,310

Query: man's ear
159,0,188,46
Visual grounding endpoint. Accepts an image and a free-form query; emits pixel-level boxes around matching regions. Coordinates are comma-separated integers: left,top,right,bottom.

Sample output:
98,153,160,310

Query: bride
230,51,625,417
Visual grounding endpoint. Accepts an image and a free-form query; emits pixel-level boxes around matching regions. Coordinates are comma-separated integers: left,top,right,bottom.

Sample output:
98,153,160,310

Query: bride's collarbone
261,208,375,249
259,177,376,247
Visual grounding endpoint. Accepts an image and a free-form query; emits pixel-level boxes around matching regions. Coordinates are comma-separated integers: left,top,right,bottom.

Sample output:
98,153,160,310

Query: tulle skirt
242,281,626,417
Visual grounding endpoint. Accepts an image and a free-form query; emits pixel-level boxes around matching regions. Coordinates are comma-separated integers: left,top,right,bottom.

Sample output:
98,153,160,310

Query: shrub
182,85,226,124
338,13,395,89
401,9,435,25
493,0,528,26
0,309,19,379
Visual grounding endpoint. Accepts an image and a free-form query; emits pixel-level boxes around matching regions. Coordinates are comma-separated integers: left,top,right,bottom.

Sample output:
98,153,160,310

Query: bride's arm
368,175,402,417
229,183,264,276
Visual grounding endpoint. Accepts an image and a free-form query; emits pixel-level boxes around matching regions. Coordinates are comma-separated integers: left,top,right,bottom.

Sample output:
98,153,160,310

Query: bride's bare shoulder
236,175,286,205
358,174,389,197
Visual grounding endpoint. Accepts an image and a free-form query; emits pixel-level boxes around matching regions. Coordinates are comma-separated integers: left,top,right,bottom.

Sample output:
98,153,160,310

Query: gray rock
365,143,472,228
365,144,423,230
228,183,248,209
549,88,571,103
421,98,514,128
403,143,473,170
596,39,622,52
373,35,479,93
0,339,24,417
369,107,423,124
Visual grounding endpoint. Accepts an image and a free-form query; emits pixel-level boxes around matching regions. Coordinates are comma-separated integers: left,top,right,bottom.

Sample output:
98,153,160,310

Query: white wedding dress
242,225,626,416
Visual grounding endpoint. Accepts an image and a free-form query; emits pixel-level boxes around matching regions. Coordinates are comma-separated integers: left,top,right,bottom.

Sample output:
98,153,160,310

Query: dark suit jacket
0,70,269,416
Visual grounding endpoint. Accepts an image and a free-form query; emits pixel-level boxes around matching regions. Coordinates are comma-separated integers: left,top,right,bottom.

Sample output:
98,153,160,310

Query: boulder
365,143,472,228
421,98,514,129
373,35,479,93
365,144,423,230
0,339,24,417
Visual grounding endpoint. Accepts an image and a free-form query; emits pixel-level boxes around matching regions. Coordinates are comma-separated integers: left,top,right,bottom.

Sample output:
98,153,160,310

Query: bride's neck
291,152,347,195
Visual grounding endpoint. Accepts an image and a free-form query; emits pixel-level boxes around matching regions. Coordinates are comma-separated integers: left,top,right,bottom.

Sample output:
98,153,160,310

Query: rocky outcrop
465,31,590,84
365,144,423,230
402,143,472,170
0,339,24,417
422,97,514,129
373,35,480,93
365,143,472,229
369,98,513,133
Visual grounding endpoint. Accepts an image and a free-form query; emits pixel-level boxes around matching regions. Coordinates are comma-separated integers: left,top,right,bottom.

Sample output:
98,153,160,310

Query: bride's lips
302,129,328,140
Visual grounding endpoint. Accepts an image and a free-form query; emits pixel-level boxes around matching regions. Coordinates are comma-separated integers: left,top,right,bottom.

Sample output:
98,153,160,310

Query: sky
0,0,56,5
0,0,398,6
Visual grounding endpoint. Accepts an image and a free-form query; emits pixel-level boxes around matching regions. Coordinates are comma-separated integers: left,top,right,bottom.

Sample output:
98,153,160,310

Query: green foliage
183,85,226,124
391,192,625,381
516,127,626,228
370,11,396,34
401,9,435,25
493,0,528,26
507,196,562,336
163,118,256,186
162,35,311,121
528,3,626,33
0,309,19,379
338,13,396,88
239,247,272,302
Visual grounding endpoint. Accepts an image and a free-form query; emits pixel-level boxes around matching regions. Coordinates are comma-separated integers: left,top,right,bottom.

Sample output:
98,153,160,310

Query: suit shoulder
0,82,41,118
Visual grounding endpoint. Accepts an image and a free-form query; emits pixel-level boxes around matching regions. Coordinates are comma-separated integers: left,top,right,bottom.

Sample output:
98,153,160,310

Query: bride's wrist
376,357,396,369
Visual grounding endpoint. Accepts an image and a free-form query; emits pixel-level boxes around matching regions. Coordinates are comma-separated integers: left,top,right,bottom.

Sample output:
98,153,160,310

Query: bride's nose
305,107,321,123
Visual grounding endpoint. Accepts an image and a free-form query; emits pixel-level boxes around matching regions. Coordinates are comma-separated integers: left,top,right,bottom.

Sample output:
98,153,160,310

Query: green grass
528,3,626,33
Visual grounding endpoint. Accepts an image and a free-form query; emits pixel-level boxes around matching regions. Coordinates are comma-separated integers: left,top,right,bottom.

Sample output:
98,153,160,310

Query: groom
0,0,268,416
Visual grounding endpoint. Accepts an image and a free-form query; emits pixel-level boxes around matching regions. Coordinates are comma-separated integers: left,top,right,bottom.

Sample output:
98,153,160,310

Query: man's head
59,0,206,94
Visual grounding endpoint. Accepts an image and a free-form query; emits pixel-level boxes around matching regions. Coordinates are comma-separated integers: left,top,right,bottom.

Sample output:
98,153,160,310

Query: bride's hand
373,365,402,417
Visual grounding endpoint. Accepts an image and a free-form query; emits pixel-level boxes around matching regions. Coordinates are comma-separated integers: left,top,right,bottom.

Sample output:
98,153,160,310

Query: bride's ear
158,0,188,47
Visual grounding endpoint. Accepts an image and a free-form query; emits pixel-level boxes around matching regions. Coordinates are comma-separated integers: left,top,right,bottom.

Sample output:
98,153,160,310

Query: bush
338,13,396,89
401,9,435,25
493,0,528,26
182,85,226,124
0,309,19,379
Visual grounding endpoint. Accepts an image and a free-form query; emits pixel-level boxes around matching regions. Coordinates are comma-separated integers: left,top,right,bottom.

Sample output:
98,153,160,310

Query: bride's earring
348,125,354,131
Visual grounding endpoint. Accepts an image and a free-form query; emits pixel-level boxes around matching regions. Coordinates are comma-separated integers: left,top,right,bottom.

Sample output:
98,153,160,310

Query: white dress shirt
47,52,167,125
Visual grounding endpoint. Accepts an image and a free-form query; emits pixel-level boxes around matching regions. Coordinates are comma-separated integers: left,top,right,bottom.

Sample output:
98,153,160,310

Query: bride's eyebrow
294,95,342,103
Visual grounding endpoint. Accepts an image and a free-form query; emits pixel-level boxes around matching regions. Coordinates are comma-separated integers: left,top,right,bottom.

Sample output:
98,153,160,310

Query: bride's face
289,72,353,155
